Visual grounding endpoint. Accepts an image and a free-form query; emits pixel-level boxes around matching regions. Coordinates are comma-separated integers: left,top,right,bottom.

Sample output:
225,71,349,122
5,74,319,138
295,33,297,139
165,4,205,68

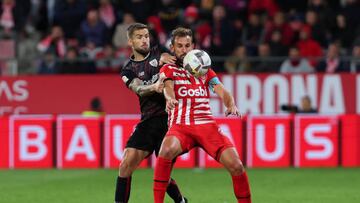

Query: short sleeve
206,68,218,83
121,69,137,87
160,64,175,80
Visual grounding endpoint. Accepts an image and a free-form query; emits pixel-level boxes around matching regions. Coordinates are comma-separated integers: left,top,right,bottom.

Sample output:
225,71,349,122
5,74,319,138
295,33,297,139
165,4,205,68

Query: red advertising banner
56,116,101,168
246,115,292,167
0,117,9,168
0,75,139,116
1,74,360,116
340,115,360,167
103,115,148,168
198,117,244,168
294,115,339,167
9,115,54,168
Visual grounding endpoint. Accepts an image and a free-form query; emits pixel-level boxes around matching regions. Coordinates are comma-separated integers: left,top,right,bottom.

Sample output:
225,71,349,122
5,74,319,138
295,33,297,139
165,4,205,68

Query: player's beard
134,47,150,56
176,54,186,67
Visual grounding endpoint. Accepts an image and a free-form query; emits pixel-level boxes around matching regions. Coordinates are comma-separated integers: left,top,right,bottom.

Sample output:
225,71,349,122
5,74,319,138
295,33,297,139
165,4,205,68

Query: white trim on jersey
175,80,191,85
169,108,175,128
194,110,212,114
194,103,210,108
176,99,183,124
185,99,191,125
194,120,214,125
195,98,210,103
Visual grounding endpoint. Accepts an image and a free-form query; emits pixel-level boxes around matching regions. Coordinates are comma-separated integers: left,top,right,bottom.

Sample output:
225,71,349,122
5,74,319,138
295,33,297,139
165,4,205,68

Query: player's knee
159,145,177,160
227,159,245,175
119,157,136,176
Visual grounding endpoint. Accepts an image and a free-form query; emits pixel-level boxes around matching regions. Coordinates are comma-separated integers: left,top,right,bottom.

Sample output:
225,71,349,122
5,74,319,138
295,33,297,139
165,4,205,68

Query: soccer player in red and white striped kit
153,27,251,203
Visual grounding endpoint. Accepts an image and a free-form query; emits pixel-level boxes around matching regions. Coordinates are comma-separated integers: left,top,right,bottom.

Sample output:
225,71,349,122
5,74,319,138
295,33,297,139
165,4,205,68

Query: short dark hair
170,27,193,45
127,23,148,39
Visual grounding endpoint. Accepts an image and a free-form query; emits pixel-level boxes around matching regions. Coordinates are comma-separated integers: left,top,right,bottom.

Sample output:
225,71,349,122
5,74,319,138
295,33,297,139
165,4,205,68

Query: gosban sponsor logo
178,86,208,97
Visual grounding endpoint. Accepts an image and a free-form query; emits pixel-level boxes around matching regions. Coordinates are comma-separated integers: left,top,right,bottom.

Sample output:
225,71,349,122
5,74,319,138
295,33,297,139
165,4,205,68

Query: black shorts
125,115,168,156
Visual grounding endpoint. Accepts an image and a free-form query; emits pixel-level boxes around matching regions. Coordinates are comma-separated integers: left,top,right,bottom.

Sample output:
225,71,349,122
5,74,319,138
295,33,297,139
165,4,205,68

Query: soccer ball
183,49,211,77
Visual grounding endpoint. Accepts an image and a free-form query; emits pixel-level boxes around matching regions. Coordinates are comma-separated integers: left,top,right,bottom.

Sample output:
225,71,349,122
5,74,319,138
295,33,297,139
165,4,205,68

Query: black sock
166,178,183,202
115,176,132,203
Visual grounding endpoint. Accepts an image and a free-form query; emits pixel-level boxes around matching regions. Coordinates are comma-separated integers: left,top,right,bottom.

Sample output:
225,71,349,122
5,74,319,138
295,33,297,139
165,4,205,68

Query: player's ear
128,38,132,47
170,44,174,53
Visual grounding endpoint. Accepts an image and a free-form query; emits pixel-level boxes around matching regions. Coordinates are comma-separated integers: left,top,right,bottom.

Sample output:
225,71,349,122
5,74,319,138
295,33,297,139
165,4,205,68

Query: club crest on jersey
178,86,208,97
149,59,158,67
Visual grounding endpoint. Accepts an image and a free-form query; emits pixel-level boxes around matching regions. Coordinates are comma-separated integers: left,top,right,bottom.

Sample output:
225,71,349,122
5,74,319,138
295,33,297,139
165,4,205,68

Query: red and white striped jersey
160,64,217,126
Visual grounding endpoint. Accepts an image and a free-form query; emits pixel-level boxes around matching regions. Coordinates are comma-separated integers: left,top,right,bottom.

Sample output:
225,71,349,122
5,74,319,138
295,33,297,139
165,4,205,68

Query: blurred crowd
1,0,360,75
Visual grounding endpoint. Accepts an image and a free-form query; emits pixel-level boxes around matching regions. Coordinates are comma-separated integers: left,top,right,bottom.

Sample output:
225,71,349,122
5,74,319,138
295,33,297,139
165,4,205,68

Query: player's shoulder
161,64,181,71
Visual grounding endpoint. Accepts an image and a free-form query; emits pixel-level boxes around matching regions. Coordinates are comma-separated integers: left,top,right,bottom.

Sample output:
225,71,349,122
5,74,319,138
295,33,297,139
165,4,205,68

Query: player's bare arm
213,83,241,117
163,79,178,112
128,77,164,97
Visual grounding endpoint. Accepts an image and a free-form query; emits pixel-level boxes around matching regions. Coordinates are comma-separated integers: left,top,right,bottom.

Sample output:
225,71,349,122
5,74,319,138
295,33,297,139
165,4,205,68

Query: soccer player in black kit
114,23,187,203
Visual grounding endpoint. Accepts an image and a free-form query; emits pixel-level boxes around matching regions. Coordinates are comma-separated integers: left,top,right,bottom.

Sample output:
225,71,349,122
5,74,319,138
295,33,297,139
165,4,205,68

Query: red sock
154,157,173,203
232,172,251,203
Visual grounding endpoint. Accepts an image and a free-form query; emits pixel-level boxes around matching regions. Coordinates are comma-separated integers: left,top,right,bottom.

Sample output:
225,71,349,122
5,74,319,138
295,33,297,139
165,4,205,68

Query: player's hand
160,53,176,65
154,76,165,93
225,106,242,118
166,99,178,112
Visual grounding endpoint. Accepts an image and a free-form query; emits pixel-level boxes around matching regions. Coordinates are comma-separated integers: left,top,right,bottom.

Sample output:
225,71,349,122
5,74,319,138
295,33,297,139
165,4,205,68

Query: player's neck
132,51,149,61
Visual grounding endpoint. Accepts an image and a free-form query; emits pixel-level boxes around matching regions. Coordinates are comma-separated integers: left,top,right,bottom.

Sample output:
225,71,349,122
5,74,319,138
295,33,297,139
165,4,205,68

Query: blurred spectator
182,4,199,31
252,43,279,72
112,13,135,48
119,0,155,23
54,0,87,39
95,44,124,73
80,41,103,59
316,43,349,73
58,47,95,74
280,47,313,73
147,16,166,46
224,45,251,73
210,5,235,72
268,30,288,57
281,95,318,113
308,0,334,31
242,12,264,55
37,50,59,74
222,0,247,21
341,0,360,29
98,0,118,30
0,0,30,35
265,12,294,46
276,0,307,13
297,25,323,67
35,0,57,32
331,14,354,49
249,0,279,17
158,0,180,33
79,9,109,47
82,97,105,117
350,45,360,72
37,25,66,58
305,10,328,47
17,29,40,74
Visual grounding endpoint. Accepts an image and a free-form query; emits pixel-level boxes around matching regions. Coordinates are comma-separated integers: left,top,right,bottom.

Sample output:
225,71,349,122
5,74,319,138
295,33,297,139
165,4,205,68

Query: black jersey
121,46,167,121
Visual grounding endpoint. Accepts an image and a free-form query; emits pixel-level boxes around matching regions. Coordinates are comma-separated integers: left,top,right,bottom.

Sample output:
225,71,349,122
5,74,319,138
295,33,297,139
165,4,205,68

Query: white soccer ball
183,49,211,77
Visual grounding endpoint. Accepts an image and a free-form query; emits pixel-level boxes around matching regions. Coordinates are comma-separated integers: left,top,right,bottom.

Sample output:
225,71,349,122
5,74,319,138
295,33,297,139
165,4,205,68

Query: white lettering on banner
237,75,261,114
264,75,289,113
291,75,317,107
319,75,345,114
255,124,285,161
0,80,29,102
357,75,360,114
304,124,333,160
113,126,123,160
19,125,47,161
65,125,96,161
0,106,28,116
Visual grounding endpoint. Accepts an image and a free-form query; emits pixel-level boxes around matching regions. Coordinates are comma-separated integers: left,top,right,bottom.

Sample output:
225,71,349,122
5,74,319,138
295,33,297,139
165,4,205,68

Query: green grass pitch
0,168,360,203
